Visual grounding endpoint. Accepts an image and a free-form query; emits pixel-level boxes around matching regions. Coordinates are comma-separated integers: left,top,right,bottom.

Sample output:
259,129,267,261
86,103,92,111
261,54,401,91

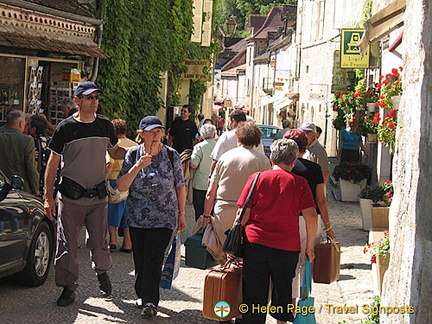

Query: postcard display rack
49,81,78,125
28,66,44,115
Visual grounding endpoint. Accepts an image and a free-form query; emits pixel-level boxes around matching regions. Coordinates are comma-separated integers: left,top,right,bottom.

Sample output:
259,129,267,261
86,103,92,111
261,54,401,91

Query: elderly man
45,97,78,134
0,110,39,194
44,81,127,307
300,121,330,184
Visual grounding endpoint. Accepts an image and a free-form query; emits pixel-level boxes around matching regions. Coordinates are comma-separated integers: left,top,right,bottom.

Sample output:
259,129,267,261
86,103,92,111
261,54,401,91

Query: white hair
200,123,216,139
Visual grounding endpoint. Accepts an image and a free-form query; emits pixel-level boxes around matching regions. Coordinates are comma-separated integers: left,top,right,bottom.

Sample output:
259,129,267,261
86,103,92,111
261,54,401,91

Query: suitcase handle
213,259,242,273
326,237,340,253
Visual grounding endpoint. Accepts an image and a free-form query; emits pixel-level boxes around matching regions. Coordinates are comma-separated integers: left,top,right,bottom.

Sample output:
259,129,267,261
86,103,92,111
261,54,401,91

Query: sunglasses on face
83,95,100,101
181,110,189,113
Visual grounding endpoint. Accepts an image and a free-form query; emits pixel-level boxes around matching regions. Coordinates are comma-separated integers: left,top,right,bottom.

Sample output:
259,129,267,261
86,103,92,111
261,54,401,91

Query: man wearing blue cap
44,81,128,307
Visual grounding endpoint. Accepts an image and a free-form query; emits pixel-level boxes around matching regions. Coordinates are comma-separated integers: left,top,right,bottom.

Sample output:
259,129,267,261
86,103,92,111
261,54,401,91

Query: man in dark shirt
274,119,292,141
168,104,198,154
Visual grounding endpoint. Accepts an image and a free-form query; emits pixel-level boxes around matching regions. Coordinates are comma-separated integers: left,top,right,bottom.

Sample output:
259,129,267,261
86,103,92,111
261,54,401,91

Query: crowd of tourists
0,80,340,323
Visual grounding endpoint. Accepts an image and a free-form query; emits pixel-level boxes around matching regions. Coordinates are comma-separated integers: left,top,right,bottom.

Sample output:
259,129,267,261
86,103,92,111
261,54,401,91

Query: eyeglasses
83,95,100,101
181,110,189,113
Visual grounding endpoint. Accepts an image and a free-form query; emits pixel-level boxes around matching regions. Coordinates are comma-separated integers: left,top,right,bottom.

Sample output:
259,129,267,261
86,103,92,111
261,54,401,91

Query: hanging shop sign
340,29,370,68
182,59,210,81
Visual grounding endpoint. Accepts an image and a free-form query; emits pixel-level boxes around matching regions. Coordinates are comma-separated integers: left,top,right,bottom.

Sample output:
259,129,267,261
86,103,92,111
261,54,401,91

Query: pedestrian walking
203,121,270,263
300,121,331,184
236,138,318,324
0,110,39,195
106,118,137,253
116,116,186,319
168,104,198,154
28,114,54,197
284,129,335,305
190,123,217,220
43,81,127,307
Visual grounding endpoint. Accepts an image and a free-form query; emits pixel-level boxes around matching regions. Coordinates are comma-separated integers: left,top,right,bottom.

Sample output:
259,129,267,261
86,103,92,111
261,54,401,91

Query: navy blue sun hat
139,116,164,131
74,81,103,96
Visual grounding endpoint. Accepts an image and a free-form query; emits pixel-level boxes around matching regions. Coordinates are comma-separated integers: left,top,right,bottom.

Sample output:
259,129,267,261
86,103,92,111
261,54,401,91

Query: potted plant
370,181,393,229
363,112,380,142
353,81,380,111
358,185,385,230
377,109,397,150
333,162,371,201
364,230,390,294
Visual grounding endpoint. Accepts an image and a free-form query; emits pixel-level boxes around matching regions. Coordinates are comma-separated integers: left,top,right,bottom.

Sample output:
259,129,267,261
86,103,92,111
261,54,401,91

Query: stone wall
381,0,432,322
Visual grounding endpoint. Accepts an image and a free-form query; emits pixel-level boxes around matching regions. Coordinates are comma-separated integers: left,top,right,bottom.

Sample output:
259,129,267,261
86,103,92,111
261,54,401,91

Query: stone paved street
0,182,375,324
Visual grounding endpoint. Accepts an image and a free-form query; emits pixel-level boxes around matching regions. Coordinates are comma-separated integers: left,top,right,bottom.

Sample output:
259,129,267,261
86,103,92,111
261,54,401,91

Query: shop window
0,57,25,123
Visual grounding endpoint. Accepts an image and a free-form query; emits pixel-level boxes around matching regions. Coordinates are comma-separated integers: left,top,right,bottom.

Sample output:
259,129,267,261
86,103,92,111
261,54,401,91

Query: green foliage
98,0,203,138
98,0,131,120
361,296,381,324
213,0,294,35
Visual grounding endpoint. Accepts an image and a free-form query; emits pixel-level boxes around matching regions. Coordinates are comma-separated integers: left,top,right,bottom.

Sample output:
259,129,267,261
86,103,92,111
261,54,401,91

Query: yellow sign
341,29,369,68
182,59,210,81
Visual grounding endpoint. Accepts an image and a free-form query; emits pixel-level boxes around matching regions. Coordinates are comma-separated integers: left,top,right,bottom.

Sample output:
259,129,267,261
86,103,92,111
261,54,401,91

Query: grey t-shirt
49,114,118,205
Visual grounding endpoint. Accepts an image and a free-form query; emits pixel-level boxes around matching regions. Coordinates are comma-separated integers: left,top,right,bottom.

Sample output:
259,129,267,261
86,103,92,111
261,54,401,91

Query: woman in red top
236,139,318,324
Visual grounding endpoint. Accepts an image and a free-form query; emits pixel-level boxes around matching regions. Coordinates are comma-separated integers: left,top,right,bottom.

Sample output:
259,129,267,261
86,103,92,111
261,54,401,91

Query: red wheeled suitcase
202,260,242,322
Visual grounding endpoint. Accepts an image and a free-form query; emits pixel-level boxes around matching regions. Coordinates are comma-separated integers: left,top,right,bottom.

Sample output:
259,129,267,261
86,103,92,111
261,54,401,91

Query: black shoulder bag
222,172,261,258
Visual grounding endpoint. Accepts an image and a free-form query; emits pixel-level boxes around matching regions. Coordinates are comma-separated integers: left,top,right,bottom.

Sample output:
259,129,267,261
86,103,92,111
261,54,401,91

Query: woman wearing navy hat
117,116,186,318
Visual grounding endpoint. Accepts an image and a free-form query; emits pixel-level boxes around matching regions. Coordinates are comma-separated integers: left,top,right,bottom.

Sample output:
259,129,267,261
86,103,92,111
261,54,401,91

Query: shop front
0,1,107,125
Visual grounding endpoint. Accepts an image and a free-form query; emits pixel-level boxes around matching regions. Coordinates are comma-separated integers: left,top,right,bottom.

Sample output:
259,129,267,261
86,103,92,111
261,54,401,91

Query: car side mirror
10,175,24,190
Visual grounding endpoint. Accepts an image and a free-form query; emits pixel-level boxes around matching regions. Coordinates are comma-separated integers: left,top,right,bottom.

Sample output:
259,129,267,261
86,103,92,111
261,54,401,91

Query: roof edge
0,0,103,25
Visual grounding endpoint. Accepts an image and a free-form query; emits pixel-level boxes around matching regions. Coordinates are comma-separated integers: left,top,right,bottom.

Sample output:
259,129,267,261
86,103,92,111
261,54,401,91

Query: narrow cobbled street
0,178,374,324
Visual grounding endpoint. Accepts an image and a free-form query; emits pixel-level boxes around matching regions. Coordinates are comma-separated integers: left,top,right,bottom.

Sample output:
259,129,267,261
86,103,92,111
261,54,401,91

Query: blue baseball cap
139,116,164,131
74,81,103,96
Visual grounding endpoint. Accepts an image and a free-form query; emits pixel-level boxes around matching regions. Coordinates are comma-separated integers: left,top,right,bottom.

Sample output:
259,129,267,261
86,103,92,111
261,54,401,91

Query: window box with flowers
364,230,390,294
333,162,371,201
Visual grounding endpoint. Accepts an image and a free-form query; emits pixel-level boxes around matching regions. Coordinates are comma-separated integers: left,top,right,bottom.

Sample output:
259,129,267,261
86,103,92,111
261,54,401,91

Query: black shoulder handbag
222,172,261,258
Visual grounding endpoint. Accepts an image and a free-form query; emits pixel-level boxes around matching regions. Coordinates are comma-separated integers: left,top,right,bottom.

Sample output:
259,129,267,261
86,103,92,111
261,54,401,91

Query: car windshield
259,126,280,139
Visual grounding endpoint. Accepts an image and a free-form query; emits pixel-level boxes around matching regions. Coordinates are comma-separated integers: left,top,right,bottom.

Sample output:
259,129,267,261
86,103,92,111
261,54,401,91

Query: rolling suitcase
202,260,242,321
313,238,341,284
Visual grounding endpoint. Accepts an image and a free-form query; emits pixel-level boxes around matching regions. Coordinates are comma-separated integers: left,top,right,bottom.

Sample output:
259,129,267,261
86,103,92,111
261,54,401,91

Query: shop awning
274,97,294,112
0,23,108,58
359,0,406,55
261,93,285,105
212,104,223,111
214,95,225,104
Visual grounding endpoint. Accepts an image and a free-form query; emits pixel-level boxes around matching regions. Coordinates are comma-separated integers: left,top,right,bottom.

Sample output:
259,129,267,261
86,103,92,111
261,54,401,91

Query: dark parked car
258,125,282,157
0,171,54,286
